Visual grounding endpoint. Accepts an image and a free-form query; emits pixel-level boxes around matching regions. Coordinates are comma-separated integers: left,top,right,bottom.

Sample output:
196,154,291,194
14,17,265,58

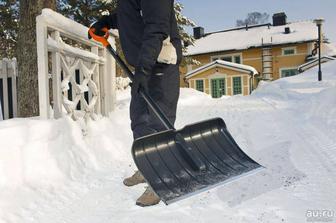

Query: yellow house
186,60,258,97
183,13,323,97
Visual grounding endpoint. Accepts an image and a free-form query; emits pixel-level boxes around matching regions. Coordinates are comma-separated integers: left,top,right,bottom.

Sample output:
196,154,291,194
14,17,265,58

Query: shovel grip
89,27,110,47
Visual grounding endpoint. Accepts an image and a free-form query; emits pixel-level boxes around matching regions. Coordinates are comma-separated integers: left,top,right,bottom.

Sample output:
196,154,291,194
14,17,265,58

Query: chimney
193,27,205,39
273,12,287,26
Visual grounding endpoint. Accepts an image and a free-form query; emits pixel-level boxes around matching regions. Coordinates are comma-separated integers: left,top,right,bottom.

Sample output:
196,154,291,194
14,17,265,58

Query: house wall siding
182,42,313,90
187,66,250,96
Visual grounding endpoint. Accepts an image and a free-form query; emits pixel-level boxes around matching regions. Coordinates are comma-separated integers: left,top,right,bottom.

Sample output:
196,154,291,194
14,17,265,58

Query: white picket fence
0,58,18,120
36,9,116,122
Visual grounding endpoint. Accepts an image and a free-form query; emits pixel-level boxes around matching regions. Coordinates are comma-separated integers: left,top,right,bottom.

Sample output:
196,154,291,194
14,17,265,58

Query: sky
177,0,336,43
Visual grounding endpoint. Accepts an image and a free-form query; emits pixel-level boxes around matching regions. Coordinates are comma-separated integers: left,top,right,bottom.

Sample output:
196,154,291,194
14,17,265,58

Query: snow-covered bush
116,76,130,91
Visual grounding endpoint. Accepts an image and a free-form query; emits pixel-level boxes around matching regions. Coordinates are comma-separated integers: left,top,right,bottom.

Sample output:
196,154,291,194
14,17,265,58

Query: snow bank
253,60,336,136
325,42,336,56
253,60,336,100
0,118,98,188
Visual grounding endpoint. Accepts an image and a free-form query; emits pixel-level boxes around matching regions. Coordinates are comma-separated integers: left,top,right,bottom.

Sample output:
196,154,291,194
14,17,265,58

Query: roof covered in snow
186,21,318,56
185,60,258,79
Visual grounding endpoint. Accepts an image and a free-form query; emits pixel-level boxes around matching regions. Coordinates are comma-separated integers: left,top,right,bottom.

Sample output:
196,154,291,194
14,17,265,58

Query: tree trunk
17,0,56,117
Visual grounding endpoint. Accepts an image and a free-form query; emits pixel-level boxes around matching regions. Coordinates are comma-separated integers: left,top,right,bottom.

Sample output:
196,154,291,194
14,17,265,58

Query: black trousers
130,64,180,140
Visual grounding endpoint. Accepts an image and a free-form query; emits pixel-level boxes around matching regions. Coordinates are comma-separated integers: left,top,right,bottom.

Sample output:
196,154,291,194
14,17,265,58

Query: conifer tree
57,0,117,26
0,0,19,58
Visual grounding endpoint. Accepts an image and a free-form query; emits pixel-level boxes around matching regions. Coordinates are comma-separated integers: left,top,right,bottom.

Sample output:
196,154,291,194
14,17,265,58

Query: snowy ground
1,61,336,223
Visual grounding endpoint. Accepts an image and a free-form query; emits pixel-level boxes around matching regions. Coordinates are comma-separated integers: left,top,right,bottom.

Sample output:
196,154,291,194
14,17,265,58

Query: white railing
0,58,18,120
36,9,116,121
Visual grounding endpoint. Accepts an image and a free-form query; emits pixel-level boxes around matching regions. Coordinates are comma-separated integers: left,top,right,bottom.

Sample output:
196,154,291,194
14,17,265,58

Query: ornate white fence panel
0,58,18,120
36,9,116,121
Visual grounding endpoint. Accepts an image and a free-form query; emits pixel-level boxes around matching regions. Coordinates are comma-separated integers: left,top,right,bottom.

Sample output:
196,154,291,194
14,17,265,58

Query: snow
325,42,336,57
116,76,131,90
47,37,104,62
187,21,318,56
39,9,90,42
186,59,258,78
1,61,336,222
298,56,335,73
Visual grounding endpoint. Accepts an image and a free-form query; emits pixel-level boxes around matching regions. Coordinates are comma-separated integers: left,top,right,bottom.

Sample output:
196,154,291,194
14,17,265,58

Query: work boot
136,187,161,207
123,171,145,187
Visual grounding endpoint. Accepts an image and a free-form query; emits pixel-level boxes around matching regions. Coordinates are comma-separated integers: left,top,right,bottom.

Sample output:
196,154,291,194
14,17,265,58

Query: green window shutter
233,77,242,95
195,80,204,92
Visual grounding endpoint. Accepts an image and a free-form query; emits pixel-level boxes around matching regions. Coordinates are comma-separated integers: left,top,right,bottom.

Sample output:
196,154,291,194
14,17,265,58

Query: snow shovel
89,28,263,205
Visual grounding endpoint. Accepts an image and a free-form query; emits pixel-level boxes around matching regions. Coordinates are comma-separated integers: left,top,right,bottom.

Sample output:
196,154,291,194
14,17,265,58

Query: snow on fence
36,9,116,121
0,58,18,120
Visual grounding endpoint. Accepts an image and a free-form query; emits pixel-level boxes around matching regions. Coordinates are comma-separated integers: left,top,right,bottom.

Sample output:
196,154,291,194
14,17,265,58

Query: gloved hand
131,69,151,95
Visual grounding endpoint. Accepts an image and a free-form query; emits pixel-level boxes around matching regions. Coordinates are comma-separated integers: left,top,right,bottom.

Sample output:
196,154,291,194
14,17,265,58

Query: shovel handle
106,45,175,130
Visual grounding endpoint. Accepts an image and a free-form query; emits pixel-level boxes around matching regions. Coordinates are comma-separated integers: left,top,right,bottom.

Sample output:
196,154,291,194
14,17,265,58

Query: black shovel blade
132,118,263,205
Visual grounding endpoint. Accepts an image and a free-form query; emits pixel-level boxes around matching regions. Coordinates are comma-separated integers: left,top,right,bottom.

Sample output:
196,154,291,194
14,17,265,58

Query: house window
195,80,204,92
234,55,241,64
281,68,298,78
222,56,232,62
282,47,296,56
232,77,242,95
211,54,242,64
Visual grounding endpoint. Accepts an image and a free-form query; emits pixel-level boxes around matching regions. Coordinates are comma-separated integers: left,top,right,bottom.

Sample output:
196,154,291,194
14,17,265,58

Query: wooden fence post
11,59,18,117
1,60,9,120
36,17,50,119
51,31,63,119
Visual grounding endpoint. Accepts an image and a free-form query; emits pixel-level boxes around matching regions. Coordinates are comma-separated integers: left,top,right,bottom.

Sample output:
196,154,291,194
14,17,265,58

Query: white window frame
231,75,244,95
210,53,243,64
282,47,297,56
279,67,299,78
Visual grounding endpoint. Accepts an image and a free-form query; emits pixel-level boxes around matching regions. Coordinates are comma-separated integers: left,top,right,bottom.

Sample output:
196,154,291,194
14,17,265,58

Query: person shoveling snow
89,0,182,207
89,0,262,207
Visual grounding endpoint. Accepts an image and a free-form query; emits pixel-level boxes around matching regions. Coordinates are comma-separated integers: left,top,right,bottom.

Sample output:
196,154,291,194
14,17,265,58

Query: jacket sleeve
137,0,172,75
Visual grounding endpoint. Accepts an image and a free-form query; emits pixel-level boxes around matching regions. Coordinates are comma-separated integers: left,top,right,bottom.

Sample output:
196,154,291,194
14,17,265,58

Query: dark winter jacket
108,0,182,75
